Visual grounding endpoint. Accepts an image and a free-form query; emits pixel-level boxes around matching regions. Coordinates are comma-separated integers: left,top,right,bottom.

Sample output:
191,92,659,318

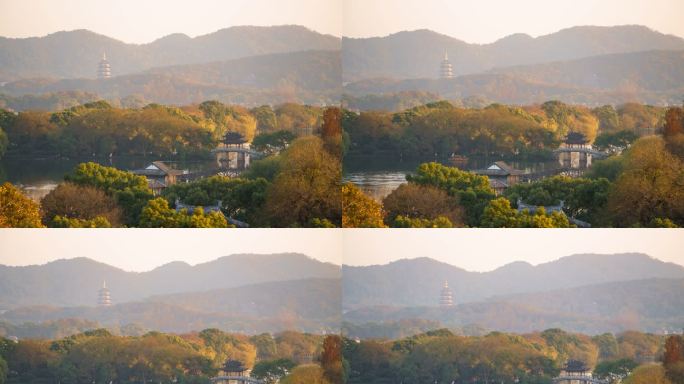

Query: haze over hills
342,25,684,82
343,49,684,106
343,278,684,334
2,24,683,108
0,278,341,334
0,25,341,82
0,253,340,308
1,50,342,106
342,253,684,310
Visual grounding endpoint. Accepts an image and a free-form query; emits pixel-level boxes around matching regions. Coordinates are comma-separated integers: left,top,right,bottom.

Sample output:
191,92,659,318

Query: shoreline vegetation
0,329,343,384
1,100,683,227
0,101,342,228
1,327,682,384
342,328,684,384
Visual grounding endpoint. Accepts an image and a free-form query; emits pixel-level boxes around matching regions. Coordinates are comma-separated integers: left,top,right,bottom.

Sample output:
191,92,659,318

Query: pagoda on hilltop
98,281,112,306
439,49,454,79
439,280,454,307
97,52,112,79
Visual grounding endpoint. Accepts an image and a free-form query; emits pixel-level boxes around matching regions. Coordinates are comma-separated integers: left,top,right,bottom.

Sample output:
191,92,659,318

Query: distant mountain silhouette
343,278,684,334
343,49,684,105
342,25,684,82
0,278,341,334
0,25,340,81
0,253,340,308
342,253,684,309
1,50,341,106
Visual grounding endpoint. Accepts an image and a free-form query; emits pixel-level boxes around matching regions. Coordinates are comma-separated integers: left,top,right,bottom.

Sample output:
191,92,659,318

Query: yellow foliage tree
342,183,386,228
624,364,672,384
281,365,331,384
0,182,44,227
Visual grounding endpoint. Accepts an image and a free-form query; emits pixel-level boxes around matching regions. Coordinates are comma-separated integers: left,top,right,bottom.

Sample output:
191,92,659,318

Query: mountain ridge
342,253,684,309
342,25,684,82
0,277,341,334
0,253,340,308
343,277,684,334
0,25,341,81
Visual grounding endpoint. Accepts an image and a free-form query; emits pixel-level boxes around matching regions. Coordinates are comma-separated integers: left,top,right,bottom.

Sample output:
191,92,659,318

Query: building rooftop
565,132,589,145
223,359,248,373
475,161,524,176
223,131,248,145
133,161,185,177
563,360,589,373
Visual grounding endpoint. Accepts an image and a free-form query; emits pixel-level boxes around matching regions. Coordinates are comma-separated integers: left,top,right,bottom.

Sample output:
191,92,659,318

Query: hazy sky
1,0,682,44
343,0,684,42
0,229,343,271
1,229,682,272
0,0,343,43
344,229,684,271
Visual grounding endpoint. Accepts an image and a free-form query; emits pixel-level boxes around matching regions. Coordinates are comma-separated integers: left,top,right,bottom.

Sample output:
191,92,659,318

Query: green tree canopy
407,162,494,226
65,162,154,225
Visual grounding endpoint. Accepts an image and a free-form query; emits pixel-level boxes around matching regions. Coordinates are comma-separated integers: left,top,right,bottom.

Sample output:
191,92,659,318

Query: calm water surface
344,155,559,200
0,156,216,200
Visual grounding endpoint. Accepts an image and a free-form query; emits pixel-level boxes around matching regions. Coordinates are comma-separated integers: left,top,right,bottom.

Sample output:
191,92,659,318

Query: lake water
3,154,560,202
0,156,216,200
343,155,560,200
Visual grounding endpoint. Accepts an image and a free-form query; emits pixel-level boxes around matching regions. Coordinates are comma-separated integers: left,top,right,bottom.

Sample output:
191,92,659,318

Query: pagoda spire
439,280,454,307
97,51,112,79
439,49,453,79
98,280,112,306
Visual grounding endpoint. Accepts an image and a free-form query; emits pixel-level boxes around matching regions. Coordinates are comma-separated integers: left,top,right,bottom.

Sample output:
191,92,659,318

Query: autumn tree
4,340,58,383
275,103,322,136
252,358,296,384
407,162,495,226
200,100,258,141
617,103,665,136
161,175,268,225
252,130,296,155
2,111,58,154
542,100,600,141
664,106,684,160
481,197,573,228
607,136,684,226
251,105,278,133
0,182,44,227
663,335,684,384
65,162,154,225
139,198,229,228
281,365,331,384
0,127,7,160
40,182,123,227
382,183,464,227
321,335,344,384
624,364,673,384
321,107,342,158
342,183,386,228
198,328,257,369
592,105,621,133
264,136,341,227
504,175,611,225
391,215,455,228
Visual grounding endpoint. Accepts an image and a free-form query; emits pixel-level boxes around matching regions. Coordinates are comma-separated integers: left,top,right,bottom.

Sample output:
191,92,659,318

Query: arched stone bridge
553,147,608,158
